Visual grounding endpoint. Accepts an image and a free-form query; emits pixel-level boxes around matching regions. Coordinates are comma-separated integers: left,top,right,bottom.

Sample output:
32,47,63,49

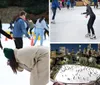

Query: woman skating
3,46,49,85
82,0,96,39
34,16,48,46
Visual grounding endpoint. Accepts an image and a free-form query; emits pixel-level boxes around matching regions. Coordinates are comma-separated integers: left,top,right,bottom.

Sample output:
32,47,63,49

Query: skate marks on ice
50,7,100,42
55,65,100,84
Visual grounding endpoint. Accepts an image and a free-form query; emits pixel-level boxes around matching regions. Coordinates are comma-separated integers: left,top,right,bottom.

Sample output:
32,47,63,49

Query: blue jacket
52,0,60,8
13,18,30,38
66,0,70,5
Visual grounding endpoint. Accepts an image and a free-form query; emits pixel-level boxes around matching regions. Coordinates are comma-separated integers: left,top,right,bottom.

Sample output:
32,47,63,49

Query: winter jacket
35,19,48,31
14,46,49,85
83,5,95,17
13,18,30,38
66,0,70,5
52,0,60,8
28,20,34,29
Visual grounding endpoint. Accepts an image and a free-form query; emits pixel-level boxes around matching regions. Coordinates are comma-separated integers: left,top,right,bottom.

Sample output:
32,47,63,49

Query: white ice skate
85,33,91,38
90,35,96,39
51,20,55,24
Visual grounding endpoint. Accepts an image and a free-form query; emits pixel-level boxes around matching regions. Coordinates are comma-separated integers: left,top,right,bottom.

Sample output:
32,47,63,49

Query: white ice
0,24,49,85
55,65,100,84
50,6,100,42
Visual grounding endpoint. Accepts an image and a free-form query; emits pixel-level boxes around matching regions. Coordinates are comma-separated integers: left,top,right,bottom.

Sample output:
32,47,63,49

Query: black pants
44,29,49,39
87,15,96,35
62,2,64,7
30,28,33,35
14,38,23,49
0,40,3,49
52,8,57,20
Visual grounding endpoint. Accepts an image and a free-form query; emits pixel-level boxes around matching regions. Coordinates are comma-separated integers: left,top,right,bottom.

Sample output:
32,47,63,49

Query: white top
35,19,48,31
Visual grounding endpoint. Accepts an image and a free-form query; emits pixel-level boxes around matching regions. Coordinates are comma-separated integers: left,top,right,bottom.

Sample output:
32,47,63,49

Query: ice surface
0,24,49,85
50,6,100,42
55,65,100,83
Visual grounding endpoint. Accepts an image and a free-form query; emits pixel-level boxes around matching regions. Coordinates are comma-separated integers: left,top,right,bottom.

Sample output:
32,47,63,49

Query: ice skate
90,35,96,39
51,20,56,24
85,33,91,38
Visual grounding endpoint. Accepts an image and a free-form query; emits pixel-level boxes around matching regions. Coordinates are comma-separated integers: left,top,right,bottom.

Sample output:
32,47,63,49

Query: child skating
81,0,96,39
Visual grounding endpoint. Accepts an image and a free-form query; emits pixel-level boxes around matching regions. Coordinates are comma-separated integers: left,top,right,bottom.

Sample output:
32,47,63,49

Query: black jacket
83,5,95,17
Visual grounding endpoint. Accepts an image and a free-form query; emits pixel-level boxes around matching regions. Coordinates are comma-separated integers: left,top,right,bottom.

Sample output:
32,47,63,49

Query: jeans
52,8,57,20
34,28,44,46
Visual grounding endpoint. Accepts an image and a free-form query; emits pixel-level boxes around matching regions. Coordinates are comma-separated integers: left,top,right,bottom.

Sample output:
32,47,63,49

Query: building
51,51,57,58
59,47,67,56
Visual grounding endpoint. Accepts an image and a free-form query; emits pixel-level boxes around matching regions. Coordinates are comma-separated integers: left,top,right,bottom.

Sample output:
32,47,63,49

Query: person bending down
3,46,49,85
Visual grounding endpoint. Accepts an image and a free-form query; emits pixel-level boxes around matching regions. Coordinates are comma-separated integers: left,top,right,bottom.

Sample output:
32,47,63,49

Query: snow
50,6,100,42
0,24,49,85
55,65,100,84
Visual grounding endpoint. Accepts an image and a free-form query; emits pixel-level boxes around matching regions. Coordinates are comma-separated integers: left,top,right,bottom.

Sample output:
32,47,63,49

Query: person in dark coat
81,0,96,39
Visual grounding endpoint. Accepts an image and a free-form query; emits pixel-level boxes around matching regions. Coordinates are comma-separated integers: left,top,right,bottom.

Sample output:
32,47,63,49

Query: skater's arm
0,29,12,39
20,21,30,39
42,20,49,31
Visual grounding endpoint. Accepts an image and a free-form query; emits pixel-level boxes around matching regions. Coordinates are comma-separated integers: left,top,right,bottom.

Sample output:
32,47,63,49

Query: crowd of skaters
0,11,49,85
0,11,49,49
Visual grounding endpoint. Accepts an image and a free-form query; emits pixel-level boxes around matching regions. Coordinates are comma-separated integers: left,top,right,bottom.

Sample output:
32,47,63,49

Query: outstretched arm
0,29,12,39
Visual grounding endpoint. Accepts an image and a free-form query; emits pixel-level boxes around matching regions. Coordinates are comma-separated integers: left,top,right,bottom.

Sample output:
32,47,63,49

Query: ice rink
0,24,49,85
56,65,100,84
50,6,100,42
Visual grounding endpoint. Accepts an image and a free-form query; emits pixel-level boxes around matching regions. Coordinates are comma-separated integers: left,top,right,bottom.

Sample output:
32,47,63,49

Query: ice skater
3,46,49,85
51,0,61,24
81,0,96,39
34,16,48,46
66,0,71,9
13,11,30,49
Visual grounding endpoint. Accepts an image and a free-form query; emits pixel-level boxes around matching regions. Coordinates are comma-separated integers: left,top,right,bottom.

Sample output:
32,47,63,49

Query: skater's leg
87,18,91,34
89,16,96,35
14,38,23,49
52,8,57,20
44,29,46,40
30,28,33,36
34,29,39,45
39,29,44,46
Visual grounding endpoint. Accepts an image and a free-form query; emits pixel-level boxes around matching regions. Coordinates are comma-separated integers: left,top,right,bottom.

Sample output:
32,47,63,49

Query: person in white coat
3,46,49,85
34,16,48,46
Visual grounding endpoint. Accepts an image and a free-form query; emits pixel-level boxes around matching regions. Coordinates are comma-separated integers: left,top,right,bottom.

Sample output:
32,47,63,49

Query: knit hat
3,48,14,60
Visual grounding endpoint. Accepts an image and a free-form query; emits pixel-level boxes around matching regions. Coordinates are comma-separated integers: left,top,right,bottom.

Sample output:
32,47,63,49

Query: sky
51,44,98,52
